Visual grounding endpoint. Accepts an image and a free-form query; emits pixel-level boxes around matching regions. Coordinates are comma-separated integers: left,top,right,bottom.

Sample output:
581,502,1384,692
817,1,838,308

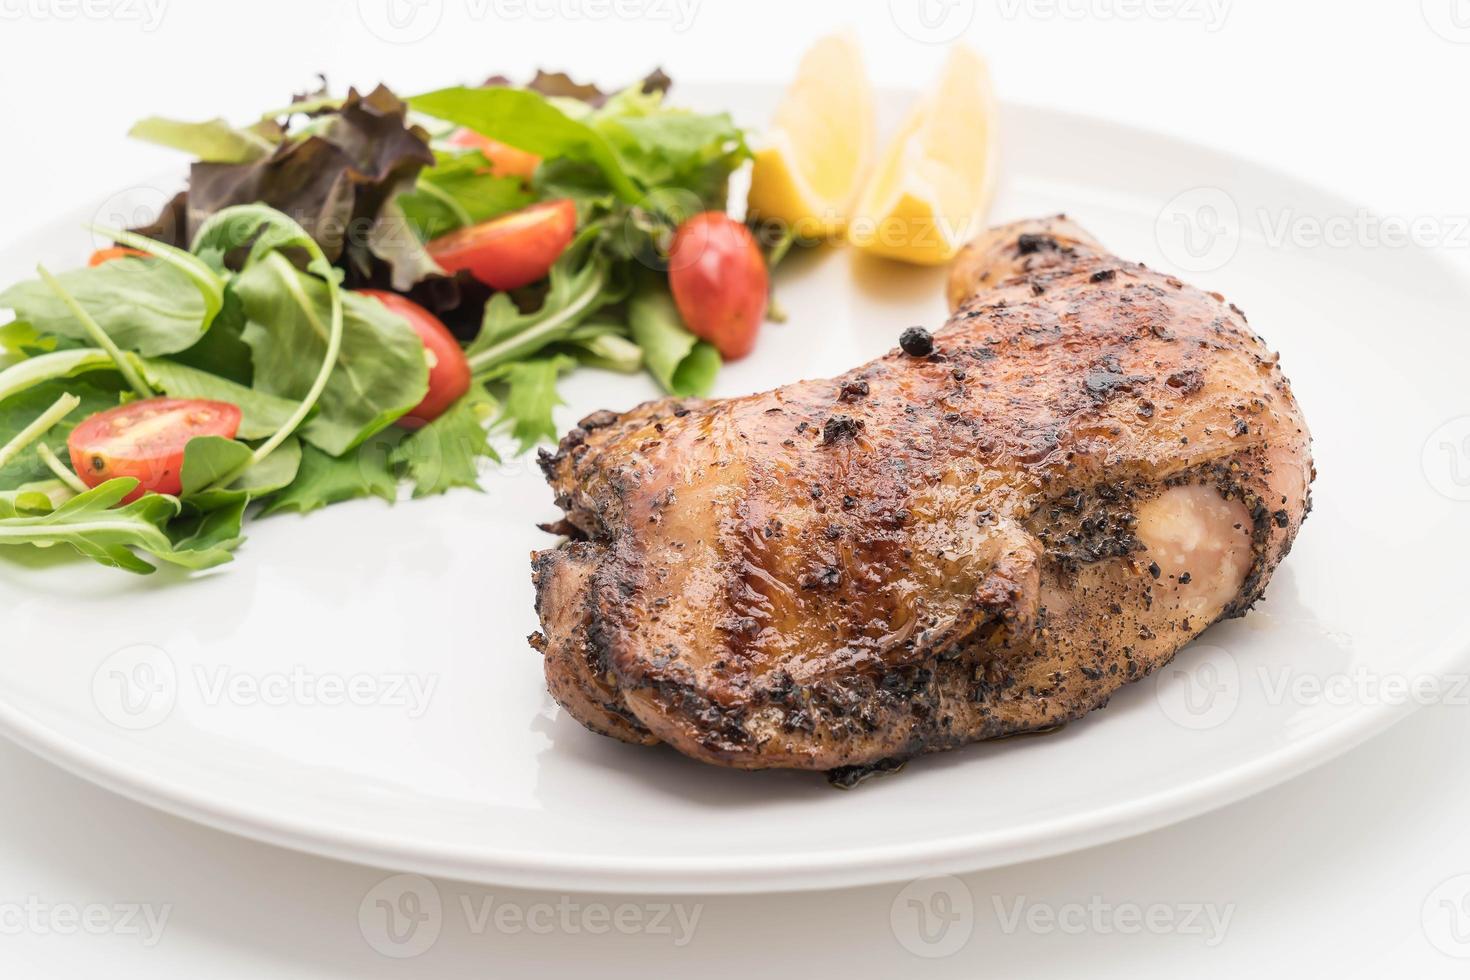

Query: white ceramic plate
1,84,1467,894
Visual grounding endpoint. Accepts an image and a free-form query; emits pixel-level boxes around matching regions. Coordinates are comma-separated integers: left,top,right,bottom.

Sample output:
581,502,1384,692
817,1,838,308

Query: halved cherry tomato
448,128,541,180
426,199,577,291
360,290,472,428
88,246,148,266
68,398,242,503
667,212,769,360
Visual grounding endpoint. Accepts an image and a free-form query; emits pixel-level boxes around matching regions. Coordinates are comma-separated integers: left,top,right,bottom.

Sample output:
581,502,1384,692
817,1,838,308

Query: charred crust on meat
821,414,864,444
530,217,1312,776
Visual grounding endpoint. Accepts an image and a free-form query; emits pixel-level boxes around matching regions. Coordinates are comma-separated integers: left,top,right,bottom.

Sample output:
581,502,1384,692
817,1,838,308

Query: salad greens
0,69,761,575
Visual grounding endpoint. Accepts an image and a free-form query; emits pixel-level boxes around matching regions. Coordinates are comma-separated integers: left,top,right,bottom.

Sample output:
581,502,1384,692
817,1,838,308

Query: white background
1,0,1468,975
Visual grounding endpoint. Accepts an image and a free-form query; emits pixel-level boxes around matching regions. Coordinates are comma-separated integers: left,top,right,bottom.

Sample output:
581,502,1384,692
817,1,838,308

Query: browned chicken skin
530,217,1313,778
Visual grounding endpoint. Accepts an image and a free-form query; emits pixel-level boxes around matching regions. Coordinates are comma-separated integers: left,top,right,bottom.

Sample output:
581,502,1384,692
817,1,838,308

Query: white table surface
1,1,1468,974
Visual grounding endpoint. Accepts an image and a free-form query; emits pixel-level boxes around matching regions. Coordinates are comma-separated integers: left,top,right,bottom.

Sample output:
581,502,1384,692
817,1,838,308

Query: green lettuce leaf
0,479,178,574
161,494,247,569
628,281,719,397
128,115,279,163
0,258,214,357
137,358,298,439
260,442,397,516
391,386,498,498
180,437,254,497
230,253,428,456
487,354,575,453
466,237,614,373
0,378,122,492
409,86,640,202
397,149,534,241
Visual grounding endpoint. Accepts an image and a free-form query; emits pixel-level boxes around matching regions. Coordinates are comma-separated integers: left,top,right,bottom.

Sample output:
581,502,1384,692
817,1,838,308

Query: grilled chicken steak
530,216,1312,777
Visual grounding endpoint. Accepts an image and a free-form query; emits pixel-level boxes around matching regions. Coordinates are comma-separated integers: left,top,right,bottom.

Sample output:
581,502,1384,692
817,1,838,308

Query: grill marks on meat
529,216,1313,773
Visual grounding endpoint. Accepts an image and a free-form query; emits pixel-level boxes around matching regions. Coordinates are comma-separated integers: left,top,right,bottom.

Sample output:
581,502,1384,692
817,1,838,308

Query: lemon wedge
747,33,875,240
851,44,999,265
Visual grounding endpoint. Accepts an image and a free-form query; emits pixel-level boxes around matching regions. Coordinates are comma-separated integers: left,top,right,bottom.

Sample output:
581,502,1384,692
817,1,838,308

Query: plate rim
2,94,1468,893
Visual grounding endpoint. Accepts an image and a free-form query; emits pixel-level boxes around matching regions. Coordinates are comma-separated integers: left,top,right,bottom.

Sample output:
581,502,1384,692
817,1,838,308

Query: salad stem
257,95,344,121
0,392,80,471
35,265,153,398
0,348,115,405
88,225,226,323
190,204,346,492
36,443,88,494
467,270,605,375
248,251,343,468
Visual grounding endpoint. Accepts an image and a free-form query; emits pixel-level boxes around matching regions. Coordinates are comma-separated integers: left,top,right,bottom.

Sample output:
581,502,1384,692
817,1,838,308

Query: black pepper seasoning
899,327,934,357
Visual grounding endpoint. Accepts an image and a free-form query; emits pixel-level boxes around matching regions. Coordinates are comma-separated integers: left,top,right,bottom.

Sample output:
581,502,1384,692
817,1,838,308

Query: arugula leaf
161,494,246,569
561,323,643,373
230,254,428,455
0,320,57,357
136,358,297,439
592,87,749,206
0,346,290,446
466,237,613,373
128,115,279,163
397,149,534,241
0,348,119,404
391,386,498,497
0,258,213,357
0,481,69,517
487,354,575,453
628,280,719,397
190,205,348,487
166,288,253,385
409,86,641,202
244,438,305,493
0,479,178,574
260,441,397,516
0,378,122,491
180,436,254,497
